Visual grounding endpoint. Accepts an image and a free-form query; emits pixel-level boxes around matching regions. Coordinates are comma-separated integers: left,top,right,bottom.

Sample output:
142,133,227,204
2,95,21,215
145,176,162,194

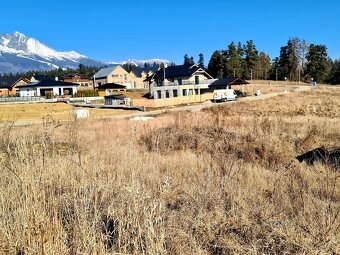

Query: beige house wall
0,88,10,96
96,66,144,89
0,79,29,95
133,93,213,108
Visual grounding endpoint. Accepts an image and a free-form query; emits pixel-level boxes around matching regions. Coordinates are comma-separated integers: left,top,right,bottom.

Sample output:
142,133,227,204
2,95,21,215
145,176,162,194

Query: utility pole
163,63,168,110
298,68,301,92
251,69,254,96
276,68,278,83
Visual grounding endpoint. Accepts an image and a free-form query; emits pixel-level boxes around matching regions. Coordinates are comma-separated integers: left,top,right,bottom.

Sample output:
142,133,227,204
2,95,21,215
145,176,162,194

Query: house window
165,90,170,98
178,78,182,85
157,90,162,99
134,82,137,88
189,89,193,96
195,76,199,84
173,89,178,97
183,89,187,96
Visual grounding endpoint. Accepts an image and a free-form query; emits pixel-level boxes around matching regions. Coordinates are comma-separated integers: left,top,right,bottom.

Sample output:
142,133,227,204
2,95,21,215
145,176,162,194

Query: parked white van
213,89,237,102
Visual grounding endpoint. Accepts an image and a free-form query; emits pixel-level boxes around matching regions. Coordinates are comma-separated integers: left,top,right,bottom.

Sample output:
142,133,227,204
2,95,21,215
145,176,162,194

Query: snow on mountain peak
0,31,87,61
0,31,103,73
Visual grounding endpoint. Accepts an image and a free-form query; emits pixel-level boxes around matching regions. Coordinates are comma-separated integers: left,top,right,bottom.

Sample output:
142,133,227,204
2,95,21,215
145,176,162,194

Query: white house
17,79,79,97
145,64,216,99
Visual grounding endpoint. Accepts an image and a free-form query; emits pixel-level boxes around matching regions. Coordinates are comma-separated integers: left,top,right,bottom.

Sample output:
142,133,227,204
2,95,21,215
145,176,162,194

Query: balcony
156,78,218,87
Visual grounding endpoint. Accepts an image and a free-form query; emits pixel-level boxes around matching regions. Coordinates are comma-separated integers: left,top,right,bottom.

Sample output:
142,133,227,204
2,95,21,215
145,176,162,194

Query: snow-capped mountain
119,59,172,66
0,31,173,74
0,32,104,73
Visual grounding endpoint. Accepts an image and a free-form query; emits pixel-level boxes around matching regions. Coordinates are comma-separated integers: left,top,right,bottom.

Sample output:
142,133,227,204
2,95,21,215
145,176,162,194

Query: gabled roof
209,77,249,88
96,83,126,89
104,94,126,100
62,73,89,80
153,64,213,80
18,79,79,88
0,77,30,89
32,75,51,81
93,66,119,79
130,67,158,77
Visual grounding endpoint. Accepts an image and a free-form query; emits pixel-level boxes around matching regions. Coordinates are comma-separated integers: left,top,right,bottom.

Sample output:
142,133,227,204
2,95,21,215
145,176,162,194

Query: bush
75,90,99,97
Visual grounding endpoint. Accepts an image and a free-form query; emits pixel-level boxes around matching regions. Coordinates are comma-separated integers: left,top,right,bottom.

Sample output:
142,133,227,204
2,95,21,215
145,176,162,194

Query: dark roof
153,64,213,80
104,94,126,100
18,79,79,88
209,77,249,88
97,83,126,89
33,75,52,81
0,77,29,88
130,67,158,77
61,73,89,80
0,77,21,88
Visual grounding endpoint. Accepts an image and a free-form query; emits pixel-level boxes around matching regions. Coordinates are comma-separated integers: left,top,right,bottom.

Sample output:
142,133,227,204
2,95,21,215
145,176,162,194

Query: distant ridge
0,32,172,74
0,32,104,73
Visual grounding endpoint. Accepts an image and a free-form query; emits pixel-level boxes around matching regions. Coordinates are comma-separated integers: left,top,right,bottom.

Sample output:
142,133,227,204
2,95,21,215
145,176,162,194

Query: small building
209,77,249,90
0,77,30,96
95,83,126,97
17,79,79,97
104,94,127,105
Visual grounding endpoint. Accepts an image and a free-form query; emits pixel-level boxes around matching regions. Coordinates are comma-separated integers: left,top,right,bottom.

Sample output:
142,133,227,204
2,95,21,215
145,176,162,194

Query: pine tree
184,54,194,65
254,52,271,80
328,59,340,84
184,54,190,65
305,44,331,83
189,56,195,65
225,42,243,77
198,53,204,68
244,40,258,79
208,50,225,78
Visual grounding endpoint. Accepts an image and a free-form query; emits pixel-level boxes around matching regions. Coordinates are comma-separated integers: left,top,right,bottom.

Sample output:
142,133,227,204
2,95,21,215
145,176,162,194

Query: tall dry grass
0,87,339,254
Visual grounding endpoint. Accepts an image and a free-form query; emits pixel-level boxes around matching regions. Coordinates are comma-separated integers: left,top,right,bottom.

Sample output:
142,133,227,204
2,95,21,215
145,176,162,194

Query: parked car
213,89,237,102
234,90,247,97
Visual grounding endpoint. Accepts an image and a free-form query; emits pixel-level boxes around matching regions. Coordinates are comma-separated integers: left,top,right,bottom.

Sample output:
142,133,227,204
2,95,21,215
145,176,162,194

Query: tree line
186,38,340,84
0,64,101,81
1,38,339,85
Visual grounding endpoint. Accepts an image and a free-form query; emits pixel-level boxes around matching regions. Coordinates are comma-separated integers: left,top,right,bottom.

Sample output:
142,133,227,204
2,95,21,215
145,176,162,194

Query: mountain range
0,32,171,74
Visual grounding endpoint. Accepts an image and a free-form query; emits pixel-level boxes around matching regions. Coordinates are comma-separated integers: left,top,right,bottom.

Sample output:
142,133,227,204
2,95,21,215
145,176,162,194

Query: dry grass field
0,103,138,123
0,87,339,254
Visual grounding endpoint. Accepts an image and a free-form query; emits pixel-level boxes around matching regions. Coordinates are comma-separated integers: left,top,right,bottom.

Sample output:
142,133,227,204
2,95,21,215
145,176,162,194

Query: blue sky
2,0,340,64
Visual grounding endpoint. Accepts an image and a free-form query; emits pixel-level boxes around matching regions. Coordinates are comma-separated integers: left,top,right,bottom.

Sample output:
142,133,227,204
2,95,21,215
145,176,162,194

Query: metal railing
156,79,218,86
0,96,42,102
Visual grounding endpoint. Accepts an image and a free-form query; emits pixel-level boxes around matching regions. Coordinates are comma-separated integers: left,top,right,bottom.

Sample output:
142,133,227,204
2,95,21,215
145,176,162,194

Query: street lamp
163,63,168,109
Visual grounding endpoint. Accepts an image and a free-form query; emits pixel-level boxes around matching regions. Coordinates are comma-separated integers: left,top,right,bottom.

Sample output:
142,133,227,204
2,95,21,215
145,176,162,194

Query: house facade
93,65,143,89
129,67,158,89
0,77,30,96
146,64,216,99
96,83,126,96
61,74,92,88
17,79,79,97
